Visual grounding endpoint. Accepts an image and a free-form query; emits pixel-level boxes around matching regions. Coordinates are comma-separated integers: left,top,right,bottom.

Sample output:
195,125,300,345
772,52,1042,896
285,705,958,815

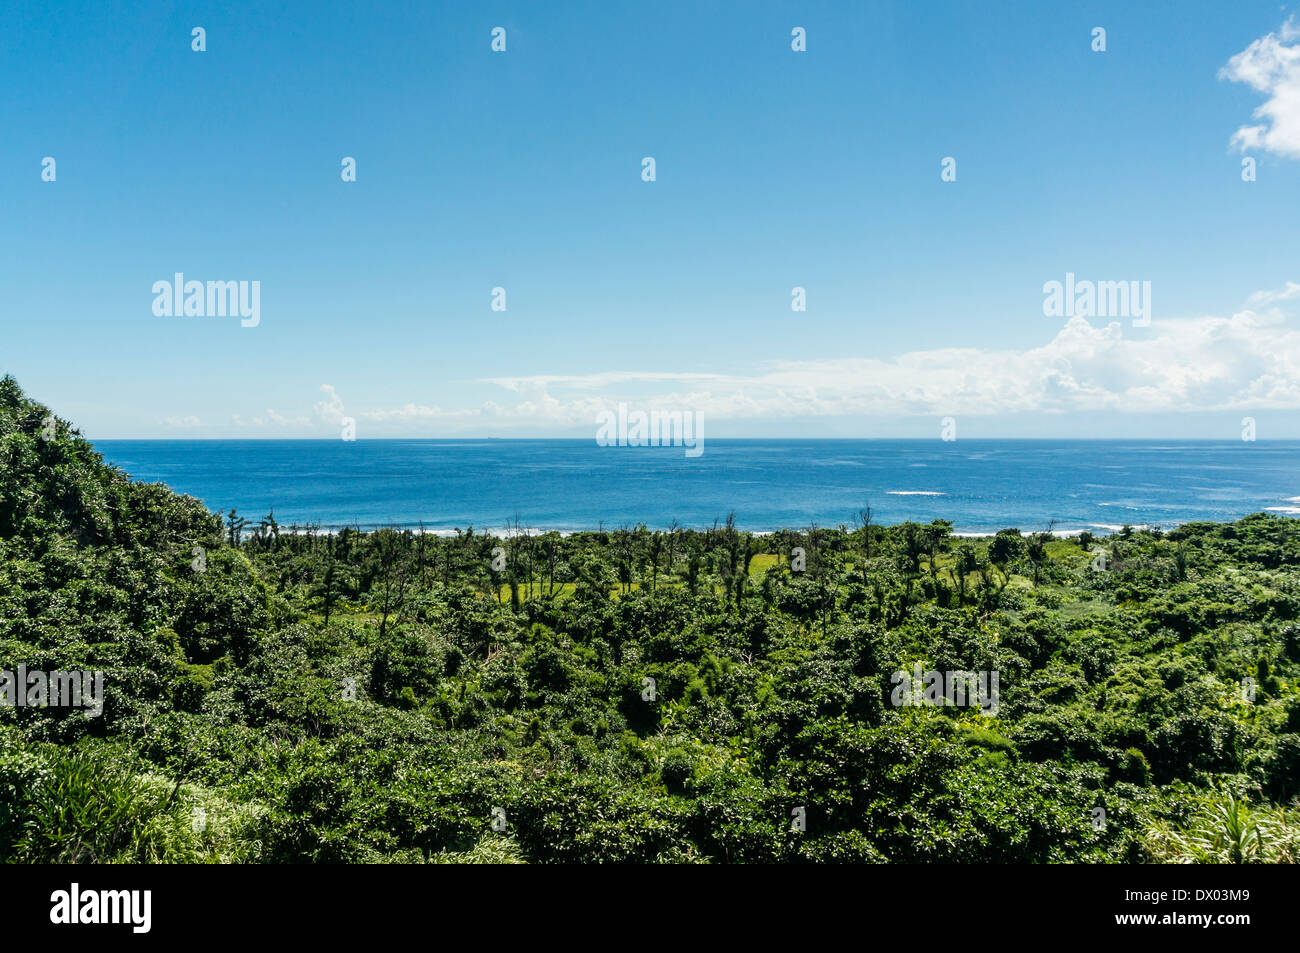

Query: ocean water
91,439,1300,535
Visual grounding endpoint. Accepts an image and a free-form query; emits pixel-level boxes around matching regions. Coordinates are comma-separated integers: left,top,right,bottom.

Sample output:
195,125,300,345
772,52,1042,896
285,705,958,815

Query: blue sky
4,0,1300,438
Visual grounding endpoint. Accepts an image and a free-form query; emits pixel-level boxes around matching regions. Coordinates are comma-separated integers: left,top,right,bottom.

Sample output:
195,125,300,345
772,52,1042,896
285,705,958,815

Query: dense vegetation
2,375,1298,863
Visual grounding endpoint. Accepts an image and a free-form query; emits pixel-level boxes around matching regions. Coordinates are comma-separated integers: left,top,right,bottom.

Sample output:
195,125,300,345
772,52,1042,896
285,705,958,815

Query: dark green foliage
1,377,1298,863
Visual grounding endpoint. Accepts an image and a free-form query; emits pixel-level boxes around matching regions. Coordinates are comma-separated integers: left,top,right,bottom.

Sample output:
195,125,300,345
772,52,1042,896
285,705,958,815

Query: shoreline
237,521,1159,539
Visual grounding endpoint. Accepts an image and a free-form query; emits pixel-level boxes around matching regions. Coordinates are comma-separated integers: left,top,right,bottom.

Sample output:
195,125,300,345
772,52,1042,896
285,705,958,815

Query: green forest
2,375,1298,863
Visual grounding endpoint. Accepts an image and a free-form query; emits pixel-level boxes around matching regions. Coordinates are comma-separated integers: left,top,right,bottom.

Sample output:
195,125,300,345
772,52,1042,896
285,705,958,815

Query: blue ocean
91,439,1300,536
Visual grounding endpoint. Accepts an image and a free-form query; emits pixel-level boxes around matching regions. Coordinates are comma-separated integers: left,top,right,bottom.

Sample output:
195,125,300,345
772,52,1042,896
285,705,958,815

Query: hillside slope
2,376,1298,863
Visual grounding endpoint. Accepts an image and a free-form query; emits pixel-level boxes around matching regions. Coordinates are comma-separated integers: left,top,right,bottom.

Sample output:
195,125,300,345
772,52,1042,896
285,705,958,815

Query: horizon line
86,435,1300,443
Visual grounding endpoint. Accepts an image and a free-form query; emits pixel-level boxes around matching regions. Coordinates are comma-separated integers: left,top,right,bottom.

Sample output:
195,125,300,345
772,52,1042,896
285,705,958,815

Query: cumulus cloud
313,384,348,427
475,289,1300,424
221,284,1300,433
1246,281,1300,306
232,385,353,430
1221,17,1300,157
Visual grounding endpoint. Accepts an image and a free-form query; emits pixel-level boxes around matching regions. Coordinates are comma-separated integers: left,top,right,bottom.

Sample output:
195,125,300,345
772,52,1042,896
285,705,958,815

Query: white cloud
232,385,349,430
360,404,481,422
231,409,310,428
473,286,1300,423
160,415,202,428
483,371,727,392
1221,17,1300,157
313,384,348,426
219,284,1300,433
1246,281,1300,305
